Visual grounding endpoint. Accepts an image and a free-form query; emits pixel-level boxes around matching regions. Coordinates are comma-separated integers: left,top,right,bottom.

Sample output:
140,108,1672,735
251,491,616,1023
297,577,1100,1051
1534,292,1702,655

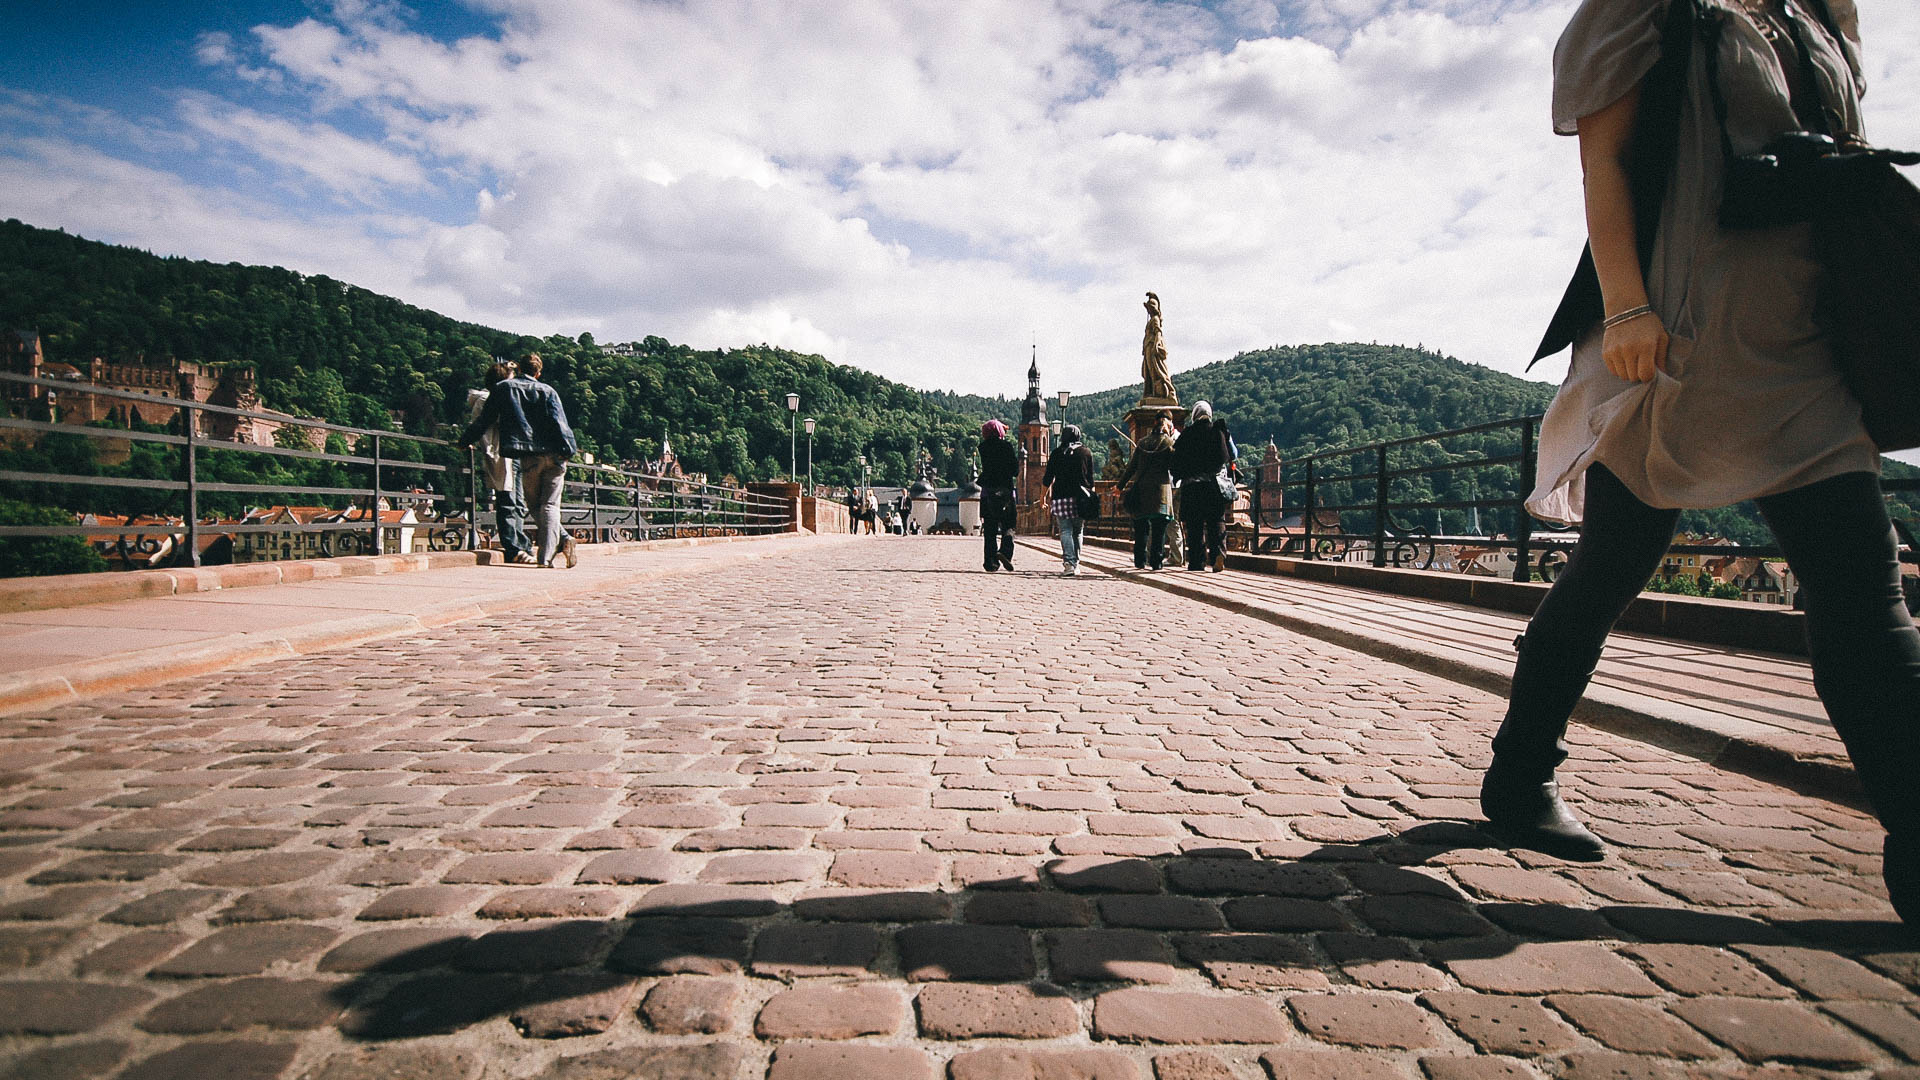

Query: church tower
1017,346,1050,510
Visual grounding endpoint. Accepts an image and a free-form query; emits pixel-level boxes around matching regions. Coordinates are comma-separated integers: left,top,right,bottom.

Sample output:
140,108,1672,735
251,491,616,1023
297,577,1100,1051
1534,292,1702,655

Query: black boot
1480,759,1605,862
1886,833,1920,926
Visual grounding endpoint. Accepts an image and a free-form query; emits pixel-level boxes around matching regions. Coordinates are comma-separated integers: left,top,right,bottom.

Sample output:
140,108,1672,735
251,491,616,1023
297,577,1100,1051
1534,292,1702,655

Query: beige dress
1527,0,1879,525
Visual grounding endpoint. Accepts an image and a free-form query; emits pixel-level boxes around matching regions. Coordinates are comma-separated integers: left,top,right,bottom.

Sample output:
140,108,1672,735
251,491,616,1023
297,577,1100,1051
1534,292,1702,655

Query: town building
4,329,319,447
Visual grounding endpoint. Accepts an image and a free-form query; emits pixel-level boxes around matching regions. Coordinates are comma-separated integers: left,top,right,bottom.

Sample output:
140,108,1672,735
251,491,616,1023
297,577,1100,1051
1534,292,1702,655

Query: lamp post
1057,389,1070,431
803,417,816,496
1050,419,1062,446
786,393,799,482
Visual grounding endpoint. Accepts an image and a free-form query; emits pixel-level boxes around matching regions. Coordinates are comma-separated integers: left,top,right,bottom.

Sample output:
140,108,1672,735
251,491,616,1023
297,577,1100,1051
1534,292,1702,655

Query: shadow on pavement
327,822,1912,1044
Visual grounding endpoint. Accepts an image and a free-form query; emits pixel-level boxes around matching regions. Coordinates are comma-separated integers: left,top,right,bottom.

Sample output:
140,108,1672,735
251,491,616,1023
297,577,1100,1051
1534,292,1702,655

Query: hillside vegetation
0,219,979,490
4,217,1911,550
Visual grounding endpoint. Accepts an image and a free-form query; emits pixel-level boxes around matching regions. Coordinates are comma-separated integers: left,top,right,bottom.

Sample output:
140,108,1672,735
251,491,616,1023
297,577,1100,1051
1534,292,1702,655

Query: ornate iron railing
1087,413,1919,595
1,371,792,572
1,370,465,567
1256,416,1919,587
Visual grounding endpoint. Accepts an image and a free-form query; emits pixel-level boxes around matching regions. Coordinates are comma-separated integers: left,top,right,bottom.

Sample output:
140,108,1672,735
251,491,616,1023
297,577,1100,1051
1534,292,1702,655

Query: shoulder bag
1709,0,1920,450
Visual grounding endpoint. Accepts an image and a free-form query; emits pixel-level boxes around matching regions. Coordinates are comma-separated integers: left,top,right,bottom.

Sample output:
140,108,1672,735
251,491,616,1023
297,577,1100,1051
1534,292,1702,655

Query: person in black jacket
977,419,1019,571
461,353,579,569
1040,424,1096,576
1170,401,1231,572
1117,415,1176,570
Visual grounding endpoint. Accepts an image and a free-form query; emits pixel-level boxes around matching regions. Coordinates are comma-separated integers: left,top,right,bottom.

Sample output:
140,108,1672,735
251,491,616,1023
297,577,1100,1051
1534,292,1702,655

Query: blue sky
4,0,1918,422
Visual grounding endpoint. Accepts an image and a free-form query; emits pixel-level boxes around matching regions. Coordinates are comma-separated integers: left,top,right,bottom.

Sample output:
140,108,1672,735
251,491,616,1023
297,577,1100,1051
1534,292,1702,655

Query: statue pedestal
1127,401,1187,445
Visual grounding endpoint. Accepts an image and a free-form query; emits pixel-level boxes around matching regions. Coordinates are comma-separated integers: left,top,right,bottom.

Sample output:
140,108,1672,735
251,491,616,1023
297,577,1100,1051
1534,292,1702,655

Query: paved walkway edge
0,531,814,615
1037,536,1864,808
0,534,843,718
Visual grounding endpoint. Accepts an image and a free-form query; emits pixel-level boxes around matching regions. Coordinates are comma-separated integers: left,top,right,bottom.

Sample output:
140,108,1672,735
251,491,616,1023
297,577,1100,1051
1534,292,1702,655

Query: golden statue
1140,291,1176,404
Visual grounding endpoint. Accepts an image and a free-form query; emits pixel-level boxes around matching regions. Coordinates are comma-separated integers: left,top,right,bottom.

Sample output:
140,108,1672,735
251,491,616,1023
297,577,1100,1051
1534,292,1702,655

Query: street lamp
803,417,816,496
786,393,800,482
1050,419,1062,446
1057,389,1070,430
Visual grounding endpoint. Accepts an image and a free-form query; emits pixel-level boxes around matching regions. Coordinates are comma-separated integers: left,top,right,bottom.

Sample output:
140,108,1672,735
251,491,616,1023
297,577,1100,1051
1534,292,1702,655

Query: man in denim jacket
462,353,578,568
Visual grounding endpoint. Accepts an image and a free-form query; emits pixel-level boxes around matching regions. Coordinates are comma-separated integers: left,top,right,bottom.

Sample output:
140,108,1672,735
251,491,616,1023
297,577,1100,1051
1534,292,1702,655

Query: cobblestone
0,536,1913,1077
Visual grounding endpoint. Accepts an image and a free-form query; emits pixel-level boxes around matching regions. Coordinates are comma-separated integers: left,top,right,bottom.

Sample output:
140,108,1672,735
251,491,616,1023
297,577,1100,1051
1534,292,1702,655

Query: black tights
1495,464,1920,836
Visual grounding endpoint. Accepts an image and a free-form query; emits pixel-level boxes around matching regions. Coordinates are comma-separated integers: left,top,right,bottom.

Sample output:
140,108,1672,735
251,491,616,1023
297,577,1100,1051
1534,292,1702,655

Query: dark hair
522,353,544,377
485,361,515,386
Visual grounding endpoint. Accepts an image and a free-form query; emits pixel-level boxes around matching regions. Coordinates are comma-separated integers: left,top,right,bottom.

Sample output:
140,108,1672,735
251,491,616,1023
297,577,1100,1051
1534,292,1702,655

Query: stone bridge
0,534,1913,1080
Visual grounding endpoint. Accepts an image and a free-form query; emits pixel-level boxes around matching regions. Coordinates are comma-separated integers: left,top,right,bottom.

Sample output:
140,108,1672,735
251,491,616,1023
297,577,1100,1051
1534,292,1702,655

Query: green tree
0,498,105,577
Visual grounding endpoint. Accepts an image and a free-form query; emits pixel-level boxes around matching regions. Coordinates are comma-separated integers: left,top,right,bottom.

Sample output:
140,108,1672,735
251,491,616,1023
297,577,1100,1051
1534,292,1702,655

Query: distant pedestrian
1042,423,1095,576
978,419,1018,572
1118,416,1176,570
864,491,879,534
464,361,534,564
1172,401,1231,572
461,352,578,569
846,491,858,534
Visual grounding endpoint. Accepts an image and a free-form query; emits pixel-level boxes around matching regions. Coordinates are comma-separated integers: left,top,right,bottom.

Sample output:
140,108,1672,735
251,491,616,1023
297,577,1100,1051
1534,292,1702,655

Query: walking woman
1118,416,1177,570
1171,401,1231,572
978,420,1019,571
1488,0,1920,922
1042,424,1096,576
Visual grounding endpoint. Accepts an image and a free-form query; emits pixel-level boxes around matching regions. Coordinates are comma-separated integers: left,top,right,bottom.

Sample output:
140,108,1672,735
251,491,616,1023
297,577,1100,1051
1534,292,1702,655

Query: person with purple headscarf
978,419,1018,571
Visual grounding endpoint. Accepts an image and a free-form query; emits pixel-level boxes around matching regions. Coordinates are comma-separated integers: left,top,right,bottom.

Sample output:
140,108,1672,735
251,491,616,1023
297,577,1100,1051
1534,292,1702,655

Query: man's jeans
520,454,569,566
493,488,531,561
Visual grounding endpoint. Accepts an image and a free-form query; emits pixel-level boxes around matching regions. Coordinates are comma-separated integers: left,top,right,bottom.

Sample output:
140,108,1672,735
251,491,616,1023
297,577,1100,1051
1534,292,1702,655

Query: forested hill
936,345,1916,545
925,343,1559,473
1041,344,1557,459
0,219,978,487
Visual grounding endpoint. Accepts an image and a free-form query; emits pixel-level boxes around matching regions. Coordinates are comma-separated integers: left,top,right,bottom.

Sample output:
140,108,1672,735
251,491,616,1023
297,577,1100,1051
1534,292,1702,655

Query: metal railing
517,461,790,545
2,370,795,572
1257,415,1919,586
1,370,464,567
1086,413,1919,593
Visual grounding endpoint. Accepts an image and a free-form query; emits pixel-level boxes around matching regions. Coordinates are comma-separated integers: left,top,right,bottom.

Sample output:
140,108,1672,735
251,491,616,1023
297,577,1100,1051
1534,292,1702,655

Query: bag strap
1532,0,1697,365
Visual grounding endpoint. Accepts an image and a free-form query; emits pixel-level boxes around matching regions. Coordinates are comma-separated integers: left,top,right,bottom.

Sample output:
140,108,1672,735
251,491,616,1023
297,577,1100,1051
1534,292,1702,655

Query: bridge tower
1017,346,1049,510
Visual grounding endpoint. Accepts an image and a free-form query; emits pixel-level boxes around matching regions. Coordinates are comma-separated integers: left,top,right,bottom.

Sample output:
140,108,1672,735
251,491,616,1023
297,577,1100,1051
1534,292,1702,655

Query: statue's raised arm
1140,291,1177,404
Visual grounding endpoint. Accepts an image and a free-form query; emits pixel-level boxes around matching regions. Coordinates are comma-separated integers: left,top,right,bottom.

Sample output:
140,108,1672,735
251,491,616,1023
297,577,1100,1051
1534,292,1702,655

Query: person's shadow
325,822,1911,1044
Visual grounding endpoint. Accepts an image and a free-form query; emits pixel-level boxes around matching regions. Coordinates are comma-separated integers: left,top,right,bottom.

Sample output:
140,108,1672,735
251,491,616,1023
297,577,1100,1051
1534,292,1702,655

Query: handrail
3,370,795,572
1257,415,1917,602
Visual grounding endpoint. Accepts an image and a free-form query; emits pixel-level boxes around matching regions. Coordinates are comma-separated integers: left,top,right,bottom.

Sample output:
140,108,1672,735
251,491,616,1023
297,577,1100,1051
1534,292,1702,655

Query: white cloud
4,0,1917,415
176,94,433,200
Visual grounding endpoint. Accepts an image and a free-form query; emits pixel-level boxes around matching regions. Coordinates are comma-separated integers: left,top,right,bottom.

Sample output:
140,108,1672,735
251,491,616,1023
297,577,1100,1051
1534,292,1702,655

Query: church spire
1020,342,1045,426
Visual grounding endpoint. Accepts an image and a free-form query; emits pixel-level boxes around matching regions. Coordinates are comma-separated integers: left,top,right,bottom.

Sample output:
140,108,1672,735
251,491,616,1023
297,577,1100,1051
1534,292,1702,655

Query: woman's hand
1601,311,1669,383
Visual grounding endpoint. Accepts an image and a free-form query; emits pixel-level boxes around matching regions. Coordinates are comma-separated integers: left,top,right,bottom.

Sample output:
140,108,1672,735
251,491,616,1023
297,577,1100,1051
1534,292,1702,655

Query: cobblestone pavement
1,536,1915,1080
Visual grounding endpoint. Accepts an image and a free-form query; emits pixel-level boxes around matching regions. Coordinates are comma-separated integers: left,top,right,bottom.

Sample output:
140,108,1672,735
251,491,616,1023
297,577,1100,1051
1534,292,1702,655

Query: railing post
182,405,201,568
1513,418,1536,583
634,474,644,541
1251,483,1261,555
370,434,385,556
466,447,480,551
589,465,601,544
1372,444,1388,568
1302,461,1317,561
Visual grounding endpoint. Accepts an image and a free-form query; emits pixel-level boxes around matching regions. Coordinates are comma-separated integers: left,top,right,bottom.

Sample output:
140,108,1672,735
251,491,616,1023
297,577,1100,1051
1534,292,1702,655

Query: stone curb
0,533,796,616
1030,536,1863,808
0,534,855,717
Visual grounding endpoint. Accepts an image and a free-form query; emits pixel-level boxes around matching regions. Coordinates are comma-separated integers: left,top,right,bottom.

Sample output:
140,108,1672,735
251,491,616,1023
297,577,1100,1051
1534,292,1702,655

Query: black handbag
1709,3,1920,450
1074,485,1101,520
1213,467,1236,505
1806,155,1920,451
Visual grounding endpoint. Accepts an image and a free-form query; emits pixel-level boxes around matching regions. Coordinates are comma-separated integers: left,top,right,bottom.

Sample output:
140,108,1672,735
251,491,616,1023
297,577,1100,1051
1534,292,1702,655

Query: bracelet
1603,305,1655,330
